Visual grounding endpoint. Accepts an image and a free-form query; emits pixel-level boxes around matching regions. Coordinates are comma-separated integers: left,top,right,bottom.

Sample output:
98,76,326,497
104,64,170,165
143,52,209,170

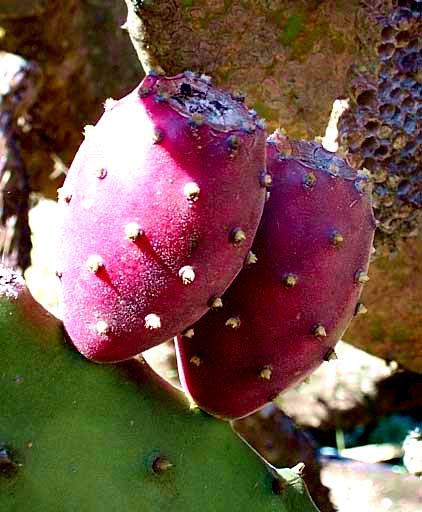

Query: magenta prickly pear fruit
55,71,267,363
175,132,376,420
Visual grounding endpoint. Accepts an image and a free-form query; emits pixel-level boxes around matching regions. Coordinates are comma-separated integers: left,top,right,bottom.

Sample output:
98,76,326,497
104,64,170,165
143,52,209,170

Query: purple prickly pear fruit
175,132,376,420
55,72,267,363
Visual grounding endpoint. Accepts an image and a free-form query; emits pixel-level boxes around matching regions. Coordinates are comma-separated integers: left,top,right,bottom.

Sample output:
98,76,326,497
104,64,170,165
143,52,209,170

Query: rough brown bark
337,4,422,251
124,0,381,138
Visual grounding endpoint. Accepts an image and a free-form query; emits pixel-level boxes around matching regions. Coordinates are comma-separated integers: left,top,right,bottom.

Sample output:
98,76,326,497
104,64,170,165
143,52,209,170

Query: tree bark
124,0,381,138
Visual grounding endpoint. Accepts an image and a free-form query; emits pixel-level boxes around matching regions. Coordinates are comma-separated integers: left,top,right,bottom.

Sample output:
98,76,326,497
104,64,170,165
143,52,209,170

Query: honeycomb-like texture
338,0,422,251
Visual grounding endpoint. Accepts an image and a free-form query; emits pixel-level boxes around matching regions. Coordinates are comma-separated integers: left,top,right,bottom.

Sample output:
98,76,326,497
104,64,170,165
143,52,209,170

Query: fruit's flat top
153,72,260,132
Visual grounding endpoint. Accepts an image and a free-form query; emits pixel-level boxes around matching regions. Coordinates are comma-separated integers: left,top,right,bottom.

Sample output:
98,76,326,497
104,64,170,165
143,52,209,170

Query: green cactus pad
0,267,319,511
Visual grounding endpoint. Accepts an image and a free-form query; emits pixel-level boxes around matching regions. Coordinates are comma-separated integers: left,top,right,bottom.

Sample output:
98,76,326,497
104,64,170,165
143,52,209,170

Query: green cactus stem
0,266,320,511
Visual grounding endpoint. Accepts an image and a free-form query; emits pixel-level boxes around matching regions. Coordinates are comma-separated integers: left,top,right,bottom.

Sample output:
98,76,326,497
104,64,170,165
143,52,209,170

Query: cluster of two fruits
56,71,376,420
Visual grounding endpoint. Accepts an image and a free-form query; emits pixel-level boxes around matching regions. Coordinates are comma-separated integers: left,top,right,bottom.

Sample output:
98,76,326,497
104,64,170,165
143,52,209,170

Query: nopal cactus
175,134,376,420
0,0,401,509
55,71,267,363
0,266,320,512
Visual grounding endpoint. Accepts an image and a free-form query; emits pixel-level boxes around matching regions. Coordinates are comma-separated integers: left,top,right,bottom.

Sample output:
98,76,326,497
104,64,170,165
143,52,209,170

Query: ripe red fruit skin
175,133,376,420
55,72,267,362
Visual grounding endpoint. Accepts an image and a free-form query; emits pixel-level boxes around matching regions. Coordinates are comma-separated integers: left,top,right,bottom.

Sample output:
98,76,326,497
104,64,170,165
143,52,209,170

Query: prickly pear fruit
0,267,320,512
175,133,376,420
55,71,267,362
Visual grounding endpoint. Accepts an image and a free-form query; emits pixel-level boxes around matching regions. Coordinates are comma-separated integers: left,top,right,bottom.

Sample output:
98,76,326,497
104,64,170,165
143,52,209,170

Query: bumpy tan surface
125,0,382,138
